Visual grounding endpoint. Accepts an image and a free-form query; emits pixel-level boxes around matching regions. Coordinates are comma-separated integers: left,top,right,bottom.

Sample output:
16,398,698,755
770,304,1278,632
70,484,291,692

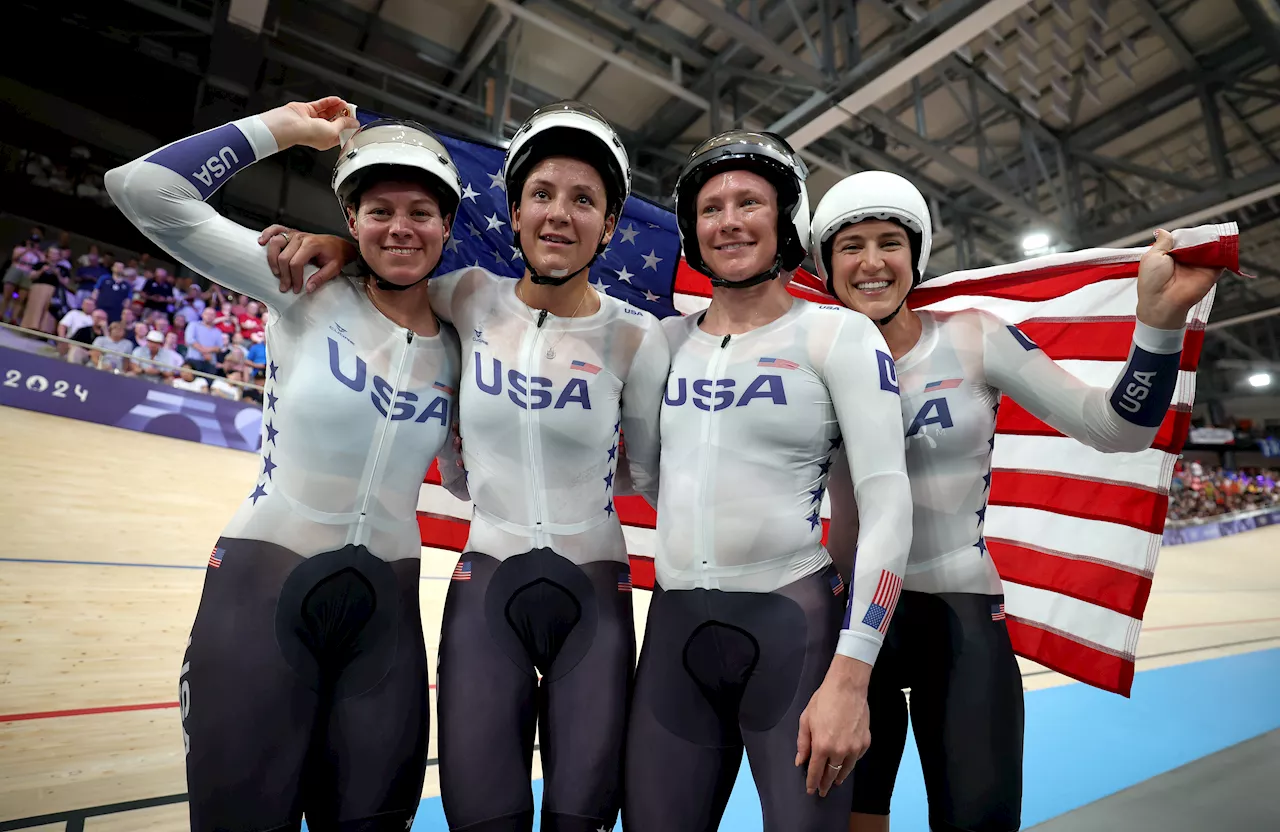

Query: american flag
618,571,633,593
925,378,964,391
829,573,846,597
571,360,603,375
758,356,801,370
992,602,1007,622
433,381,455,395
400,112,1238,697
208,546,224,568
861,569,904,634
451,560,472,582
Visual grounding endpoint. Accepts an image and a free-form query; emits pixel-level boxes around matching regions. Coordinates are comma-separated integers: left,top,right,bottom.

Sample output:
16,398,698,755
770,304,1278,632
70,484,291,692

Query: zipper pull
721,334,731,349
537,309,548,328
405,330,414,344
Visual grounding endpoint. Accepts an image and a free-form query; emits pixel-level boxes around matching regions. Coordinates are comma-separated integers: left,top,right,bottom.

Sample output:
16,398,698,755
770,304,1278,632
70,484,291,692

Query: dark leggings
624,564,851,832
181,537,429,832
436,548,636,831
850,591,1024,832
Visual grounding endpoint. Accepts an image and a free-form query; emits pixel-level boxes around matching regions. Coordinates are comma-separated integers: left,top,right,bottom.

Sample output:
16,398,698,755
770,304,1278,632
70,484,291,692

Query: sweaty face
514,156,615,278
829,219,915,321
694,170,779,283
348,179,451,287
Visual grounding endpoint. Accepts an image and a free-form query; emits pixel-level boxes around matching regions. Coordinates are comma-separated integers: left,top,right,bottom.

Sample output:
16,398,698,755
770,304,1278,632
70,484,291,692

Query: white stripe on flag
919,223,1235,290
985,505,1161,574
674,292,711,315
991,435,1176,493
1003,580,1141,659
417,483,471,519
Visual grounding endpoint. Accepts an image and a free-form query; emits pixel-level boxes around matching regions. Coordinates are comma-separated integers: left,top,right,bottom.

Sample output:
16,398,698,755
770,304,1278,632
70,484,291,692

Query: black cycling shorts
181,537,429,832
435,548,635,832
623,564,851,832
850,590,1024,832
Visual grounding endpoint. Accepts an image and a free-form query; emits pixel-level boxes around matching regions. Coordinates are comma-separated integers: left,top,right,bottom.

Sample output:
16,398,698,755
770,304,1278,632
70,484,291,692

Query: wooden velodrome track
2,404,1280,830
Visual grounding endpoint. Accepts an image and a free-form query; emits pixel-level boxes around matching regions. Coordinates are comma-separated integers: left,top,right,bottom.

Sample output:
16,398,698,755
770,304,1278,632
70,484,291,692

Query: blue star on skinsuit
982,470,992,490
604,471,614,489
613,420,620,435
807,511,821,531
250,483,268,504
829,435,844,451
269,361,278,381
267,390,279,411
819,458,832,475
262,454,277,480
604,499,615,516
975,536,988,557
607,443,618,461
810,486,825,505
976,506,987,525
264,422,279,445
988,434,996,451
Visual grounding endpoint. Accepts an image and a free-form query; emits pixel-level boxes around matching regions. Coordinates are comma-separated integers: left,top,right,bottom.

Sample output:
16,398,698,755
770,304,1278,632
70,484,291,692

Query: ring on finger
278,232,290,244
827,763,842,771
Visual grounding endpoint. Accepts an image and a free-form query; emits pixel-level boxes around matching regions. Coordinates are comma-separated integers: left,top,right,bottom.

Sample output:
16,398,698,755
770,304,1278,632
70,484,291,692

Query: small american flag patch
433,381,455,395
618,572,633,593
571,360,601,374
991,602,1006,621
757,356,800,370
452,560,472,581
860,570,903,634
830,573,845,596
208,547,225,568
924,378,963,391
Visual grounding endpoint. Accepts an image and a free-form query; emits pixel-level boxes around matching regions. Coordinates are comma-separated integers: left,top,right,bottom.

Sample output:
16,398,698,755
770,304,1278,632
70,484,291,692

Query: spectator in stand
1167,461,1280,521
131,321,150,348
171,312,188,349
2,234,43,324
141,267,172,315
211,367,247,401
236,299,263,338
128,266,146,294
213,300,238,337
76,246,110,285
21,247,69,333
163,330,180,355
176,283,206,323
58,296,96,340
220,336,248,378
68,308,109,364
244,330,267,380
120,306,137,332
184,306,227,375
129,329,182,382
94,262,135,323
90,320,133,371
172,363,210,394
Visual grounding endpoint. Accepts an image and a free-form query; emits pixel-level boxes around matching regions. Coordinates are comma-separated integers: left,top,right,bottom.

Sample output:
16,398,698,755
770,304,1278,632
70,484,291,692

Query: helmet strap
707,255,783,290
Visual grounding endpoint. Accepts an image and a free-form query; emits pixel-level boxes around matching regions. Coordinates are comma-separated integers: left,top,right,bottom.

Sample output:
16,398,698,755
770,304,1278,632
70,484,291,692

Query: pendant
546,348,556,359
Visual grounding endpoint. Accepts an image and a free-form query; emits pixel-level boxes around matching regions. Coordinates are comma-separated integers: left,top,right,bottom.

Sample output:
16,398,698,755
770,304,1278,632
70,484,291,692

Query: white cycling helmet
331,116,463,291
332,117,463,220
503,100,631,220
810,170,932,293
674,130,810,288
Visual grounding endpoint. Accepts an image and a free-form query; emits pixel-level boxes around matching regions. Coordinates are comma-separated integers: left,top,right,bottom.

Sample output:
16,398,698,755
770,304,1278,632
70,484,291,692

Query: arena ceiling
7,0,1280,380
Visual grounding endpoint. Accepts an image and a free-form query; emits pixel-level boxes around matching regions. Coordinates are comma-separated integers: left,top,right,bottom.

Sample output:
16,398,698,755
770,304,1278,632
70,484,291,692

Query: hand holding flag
1136,228,1227,330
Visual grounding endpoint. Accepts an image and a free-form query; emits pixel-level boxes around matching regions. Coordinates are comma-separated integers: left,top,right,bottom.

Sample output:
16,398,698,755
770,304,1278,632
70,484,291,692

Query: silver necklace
517,281,588,359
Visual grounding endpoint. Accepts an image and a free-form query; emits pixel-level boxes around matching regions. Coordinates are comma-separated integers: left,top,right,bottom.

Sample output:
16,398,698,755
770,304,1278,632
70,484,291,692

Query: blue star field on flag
352,108,686,320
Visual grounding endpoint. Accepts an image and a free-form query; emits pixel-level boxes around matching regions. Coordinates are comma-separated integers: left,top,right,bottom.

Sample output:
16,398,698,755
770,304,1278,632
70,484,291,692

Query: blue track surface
318,647,1279,832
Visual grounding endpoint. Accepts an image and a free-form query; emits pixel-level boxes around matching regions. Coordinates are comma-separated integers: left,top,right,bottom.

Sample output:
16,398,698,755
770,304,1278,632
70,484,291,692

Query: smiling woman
102,95,466,832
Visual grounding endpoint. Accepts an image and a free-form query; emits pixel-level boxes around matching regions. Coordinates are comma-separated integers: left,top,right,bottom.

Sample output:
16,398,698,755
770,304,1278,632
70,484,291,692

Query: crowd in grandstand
2,225,263,404
1168,460,1280,522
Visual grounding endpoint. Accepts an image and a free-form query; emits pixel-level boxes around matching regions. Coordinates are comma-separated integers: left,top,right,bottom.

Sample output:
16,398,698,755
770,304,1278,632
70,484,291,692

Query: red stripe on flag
425,460,442,486
988,471,1169,534
677,259,822,300
416,513,470,553
995,399,1191,454
615,495,657,529
1005,616,1134,697
1014,320,1205,371
630,555,656,591
987,539,1154,619
911,262,1137,307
